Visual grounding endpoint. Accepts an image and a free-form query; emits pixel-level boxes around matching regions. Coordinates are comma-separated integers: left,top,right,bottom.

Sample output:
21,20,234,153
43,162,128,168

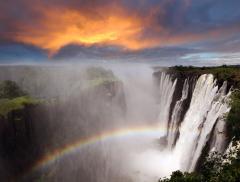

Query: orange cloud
9,1,240,56
13,6,161,54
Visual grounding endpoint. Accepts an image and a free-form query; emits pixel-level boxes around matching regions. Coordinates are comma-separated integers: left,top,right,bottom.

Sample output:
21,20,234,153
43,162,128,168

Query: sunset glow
14,8,159,53
0,0,240,62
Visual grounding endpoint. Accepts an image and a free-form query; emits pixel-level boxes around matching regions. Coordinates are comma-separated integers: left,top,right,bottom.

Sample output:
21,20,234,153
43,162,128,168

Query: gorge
0,64,239,182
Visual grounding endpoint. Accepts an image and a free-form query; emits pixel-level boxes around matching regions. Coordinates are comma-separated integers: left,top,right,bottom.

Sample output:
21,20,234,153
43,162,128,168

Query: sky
0,0,240,65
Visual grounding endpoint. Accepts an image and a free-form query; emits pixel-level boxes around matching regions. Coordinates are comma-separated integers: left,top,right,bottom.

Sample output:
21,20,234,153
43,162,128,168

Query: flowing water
157,72,177,137
0,65,232,181
167,79,189,149
173,75,231,172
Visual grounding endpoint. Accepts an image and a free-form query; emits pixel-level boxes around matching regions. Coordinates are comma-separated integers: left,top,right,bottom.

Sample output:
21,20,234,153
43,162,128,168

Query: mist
0,63,231,182
0,63,173,181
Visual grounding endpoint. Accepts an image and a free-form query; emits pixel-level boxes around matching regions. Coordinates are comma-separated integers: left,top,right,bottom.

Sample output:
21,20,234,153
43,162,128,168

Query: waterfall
173,74,231,172
157,73,177,137
167,79,189,149
210,118,228,153
189,89,231,171
210,82,229,153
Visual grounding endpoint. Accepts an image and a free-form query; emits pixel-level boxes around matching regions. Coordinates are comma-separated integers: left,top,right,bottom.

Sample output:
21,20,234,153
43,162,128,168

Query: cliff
154,65,240,181
0,68,127,181
0,81,41,180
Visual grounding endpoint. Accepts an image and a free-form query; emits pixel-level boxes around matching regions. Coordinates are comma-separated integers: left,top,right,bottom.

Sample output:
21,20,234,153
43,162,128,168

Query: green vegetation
159,170,203,182
227,90,240,140
160,65,240,182
0,80,40,117
0,96,40,117
0,80,27,99
85,67,116,80
171,64,240,139
88,78,119,88
170,65,240,88
159,145,240,182
85,67,119,88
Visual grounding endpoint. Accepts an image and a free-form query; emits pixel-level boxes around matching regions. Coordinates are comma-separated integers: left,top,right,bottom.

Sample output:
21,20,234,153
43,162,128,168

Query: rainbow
26,125,168,176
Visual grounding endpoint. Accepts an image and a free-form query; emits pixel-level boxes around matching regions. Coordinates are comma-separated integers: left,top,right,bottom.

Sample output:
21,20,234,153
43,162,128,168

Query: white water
173,74,231,172
157,72,177,137
210,82,229,153
189,87,231,171
210,117,228,153
167,79,189,149
2,66,233,182
28,68,232,180
130,72,231,180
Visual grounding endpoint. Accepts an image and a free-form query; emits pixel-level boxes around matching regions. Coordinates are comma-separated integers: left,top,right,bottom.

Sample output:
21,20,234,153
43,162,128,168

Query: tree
0,80,26,99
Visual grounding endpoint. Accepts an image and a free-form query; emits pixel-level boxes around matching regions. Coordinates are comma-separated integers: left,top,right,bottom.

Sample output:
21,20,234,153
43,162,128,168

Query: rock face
0,80,41,180
153,68,233,131
0,106,40,180
0,67,127,181
153,69,230,172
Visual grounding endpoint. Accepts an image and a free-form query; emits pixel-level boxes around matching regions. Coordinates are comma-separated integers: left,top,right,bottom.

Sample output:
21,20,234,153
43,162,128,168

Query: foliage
171,65,240,141
85,67,119,88
227,90,240,140
0,96,40,117
85,67,117,80
88,78,118,88
159,171,203,182
159,65,240,182
170,65,240,88
0,80,40,117
159,142,240,182
0,80,26,99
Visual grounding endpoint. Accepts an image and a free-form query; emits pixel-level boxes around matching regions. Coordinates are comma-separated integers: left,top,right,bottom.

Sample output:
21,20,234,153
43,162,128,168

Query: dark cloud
53,43,198,62
0,0,240,64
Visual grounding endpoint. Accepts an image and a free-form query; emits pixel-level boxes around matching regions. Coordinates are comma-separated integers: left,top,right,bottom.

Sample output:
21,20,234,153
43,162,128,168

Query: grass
0,96,41,117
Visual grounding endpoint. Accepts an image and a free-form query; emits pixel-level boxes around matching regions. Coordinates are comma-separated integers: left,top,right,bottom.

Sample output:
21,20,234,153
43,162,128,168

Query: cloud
52,43,198,63
1,0,240,53
0,0,240,65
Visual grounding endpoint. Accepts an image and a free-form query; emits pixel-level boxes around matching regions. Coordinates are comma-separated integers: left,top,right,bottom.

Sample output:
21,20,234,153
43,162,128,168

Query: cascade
157,72,177,137
210,118,228,153
189,89,231,171
210,82,229,153
0,66,234,181
172,74,231,171
167,79,189,149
